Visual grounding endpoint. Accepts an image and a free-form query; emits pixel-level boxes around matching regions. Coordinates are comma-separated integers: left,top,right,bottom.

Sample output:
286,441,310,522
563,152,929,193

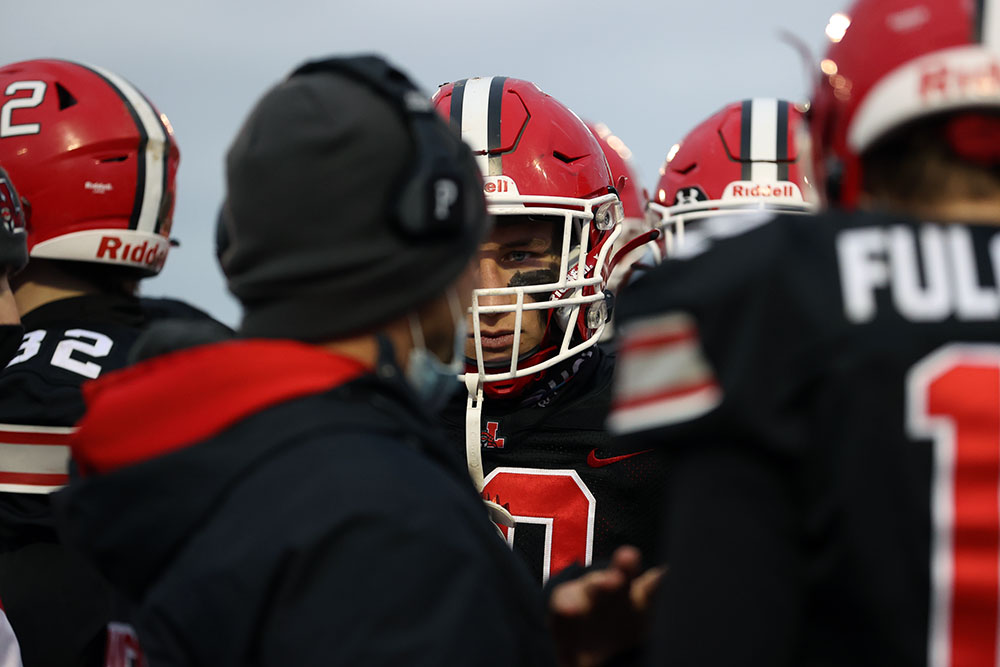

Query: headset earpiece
289,56,470,242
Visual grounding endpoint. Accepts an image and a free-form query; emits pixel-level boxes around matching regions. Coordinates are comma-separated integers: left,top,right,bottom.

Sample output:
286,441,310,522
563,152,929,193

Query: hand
548,545,665,667
0,275,18,325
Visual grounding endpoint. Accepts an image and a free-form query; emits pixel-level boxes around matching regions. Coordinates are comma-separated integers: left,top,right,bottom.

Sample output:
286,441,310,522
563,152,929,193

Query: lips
475,331,515,351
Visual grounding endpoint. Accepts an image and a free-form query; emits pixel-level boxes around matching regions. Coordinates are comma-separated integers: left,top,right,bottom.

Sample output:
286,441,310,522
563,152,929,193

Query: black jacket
54,339,554,666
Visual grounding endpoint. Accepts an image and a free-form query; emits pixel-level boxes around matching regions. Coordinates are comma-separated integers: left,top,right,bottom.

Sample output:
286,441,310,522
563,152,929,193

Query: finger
630,566,666,609
588,567,627,597
609,545,643,579
550,568,626,617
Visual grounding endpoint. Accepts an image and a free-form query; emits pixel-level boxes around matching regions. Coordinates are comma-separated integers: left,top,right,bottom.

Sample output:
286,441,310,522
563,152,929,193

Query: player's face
468,216,561,364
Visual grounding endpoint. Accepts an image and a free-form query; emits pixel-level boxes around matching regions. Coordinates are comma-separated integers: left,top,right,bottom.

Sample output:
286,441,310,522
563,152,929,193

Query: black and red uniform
52,339,554,666
442,348,668,584
611,210,1000,666
0,293,224,667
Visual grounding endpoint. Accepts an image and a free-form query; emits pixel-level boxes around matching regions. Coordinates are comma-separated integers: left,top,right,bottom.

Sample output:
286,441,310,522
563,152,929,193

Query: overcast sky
7,0,847,326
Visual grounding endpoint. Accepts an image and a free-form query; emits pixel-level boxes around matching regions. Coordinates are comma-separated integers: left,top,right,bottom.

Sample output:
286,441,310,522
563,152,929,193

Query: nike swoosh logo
587,449,653,468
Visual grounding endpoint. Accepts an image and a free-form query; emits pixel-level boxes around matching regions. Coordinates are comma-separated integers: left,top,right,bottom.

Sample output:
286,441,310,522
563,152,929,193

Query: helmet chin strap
464,372,515,529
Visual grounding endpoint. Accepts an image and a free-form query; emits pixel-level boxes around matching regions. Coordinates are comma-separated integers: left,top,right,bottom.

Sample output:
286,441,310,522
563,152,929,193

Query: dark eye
506,250,531,262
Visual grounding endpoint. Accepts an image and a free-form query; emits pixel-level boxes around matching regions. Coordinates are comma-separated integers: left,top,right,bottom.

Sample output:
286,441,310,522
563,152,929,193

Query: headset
290,55,481,241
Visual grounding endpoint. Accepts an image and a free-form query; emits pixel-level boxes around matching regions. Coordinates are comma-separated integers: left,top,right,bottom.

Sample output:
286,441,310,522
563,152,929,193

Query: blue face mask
405,289,465,413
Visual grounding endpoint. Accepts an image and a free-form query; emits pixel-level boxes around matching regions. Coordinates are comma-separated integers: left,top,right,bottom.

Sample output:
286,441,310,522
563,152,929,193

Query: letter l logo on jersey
481,421,505,449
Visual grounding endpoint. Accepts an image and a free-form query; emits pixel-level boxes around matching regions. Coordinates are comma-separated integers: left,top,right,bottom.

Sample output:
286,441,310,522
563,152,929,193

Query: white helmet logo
676,188,705,205
434,179,459,220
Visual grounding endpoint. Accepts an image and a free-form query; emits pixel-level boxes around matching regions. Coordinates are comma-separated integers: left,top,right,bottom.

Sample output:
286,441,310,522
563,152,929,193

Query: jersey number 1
909,344,1000,667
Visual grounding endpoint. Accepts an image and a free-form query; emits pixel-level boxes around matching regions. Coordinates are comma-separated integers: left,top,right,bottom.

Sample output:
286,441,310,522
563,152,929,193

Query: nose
476,257,517,310
478,257,506,290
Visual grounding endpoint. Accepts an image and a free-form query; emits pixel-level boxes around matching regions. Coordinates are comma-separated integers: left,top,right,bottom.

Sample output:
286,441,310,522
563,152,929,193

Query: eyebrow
497,236,554,251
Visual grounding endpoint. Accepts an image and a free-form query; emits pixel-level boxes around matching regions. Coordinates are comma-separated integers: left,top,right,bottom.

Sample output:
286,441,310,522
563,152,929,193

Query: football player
0,59,225,666
610,1,1000,664
647,98,817,256
433,77,668,591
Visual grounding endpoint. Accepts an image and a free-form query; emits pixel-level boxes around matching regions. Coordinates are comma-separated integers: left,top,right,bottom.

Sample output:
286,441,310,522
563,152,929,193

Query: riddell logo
483,176,519,196
85,181,113,194
96,236,167,270
730,184,796,198
721,181,803,202
920,60,1000,101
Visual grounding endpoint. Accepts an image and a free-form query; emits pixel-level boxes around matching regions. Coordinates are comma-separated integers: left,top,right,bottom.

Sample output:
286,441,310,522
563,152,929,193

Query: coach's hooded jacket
52,339,554,666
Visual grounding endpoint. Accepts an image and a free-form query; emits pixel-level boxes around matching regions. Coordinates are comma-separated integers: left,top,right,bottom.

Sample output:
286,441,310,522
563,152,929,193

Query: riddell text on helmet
720,181,804,202
96,236,168,270
729,184,797,198
920,60,1000,101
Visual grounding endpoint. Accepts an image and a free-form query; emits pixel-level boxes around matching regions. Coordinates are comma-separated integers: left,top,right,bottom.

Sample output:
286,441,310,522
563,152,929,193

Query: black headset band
288,55,473,241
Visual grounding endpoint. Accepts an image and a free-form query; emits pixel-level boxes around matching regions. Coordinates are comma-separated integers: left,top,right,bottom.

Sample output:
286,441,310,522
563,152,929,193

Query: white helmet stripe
84,63,167,235
749,97,779,183
460,76,494,177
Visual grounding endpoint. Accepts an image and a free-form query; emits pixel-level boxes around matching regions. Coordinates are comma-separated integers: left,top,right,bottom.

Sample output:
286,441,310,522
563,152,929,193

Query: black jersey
442,348,668,584
610,210,1000,666
0,293,225,667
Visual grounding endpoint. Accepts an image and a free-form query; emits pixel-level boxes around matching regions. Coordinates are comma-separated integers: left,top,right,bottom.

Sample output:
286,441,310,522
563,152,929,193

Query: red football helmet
432,77,622,398
0,59,180,275
586,121,656,293
810,0,1000,208
648,99,816,255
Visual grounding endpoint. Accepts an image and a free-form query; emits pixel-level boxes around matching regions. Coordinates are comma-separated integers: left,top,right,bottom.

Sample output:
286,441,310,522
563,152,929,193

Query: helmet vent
676,162,696,175
55,83,77,110
99,156,128,163
553,151,585,164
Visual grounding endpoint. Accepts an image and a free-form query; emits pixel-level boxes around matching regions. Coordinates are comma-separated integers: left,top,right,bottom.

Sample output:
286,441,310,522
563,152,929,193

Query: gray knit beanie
218,55,488,341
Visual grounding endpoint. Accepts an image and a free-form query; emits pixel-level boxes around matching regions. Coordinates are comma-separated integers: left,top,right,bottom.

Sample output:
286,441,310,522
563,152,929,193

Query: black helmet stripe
140,89,173,234
740,98,781,183
486,76,507,176
74,62,146,232
739,99,753,180
76,62,167,235
974,0,1000,46
975,0,985,42
776,100,790,182
448,78,467,129
456,77,493,176
447,76,509,177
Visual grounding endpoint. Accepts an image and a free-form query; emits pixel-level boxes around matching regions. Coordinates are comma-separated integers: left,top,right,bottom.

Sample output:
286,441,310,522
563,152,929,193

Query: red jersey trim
611,379,720,411
73,340,369,476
